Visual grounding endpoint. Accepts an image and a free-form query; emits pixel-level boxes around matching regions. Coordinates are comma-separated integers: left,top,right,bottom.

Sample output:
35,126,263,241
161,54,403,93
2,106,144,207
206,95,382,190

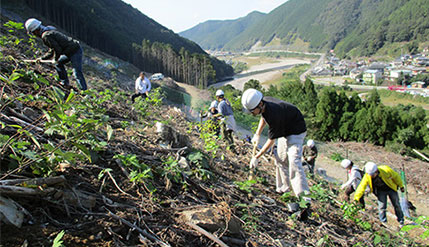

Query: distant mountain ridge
179,11,266,50
182,0,429,57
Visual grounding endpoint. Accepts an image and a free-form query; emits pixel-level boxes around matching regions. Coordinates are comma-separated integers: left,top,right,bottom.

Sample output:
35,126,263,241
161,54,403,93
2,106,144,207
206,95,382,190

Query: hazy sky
122,0,287,33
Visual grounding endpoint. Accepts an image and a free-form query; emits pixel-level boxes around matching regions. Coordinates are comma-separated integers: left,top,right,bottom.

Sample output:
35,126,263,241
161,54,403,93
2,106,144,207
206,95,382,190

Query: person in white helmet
355,162,404,226
340,159,365,206
215,89,236,146
204,100,219,118
24,18,87,90
302,139,317,175
241,88,310,197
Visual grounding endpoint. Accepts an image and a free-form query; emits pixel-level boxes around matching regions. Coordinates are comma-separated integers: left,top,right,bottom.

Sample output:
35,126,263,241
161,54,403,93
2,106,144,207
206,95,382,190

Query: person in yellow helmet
354,162,405,227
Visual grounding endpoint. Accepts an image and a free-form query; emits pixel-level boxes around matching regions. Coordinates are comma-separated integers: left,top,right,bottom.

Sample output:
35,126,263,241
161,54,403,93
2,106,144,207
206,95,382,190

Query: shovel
400,164,412,218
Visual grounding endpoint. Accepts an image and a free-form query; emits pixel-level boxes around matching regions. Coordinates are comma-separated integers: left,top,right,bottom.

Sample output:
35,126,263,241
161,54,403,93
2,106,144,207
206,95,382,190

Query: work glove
250,156,258,169
340,184,346,190
251,134,260,146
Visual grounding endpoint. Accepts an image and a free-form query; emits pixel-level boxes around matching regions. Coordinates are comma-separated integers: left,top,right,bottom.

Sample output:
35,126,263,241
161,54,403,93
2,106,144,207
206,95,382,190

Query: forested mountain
2,0,233,86
185,0,429,57
179,11,266,50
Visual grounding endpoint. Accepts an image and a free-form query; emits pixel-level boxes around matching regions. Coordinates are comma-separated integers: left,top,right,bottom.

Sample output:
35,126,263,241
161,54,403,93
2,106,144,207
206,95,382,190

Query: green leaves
106,124,113,141
52,230,65,247
98,168,113,180
4,21,23,30
234,179,257,194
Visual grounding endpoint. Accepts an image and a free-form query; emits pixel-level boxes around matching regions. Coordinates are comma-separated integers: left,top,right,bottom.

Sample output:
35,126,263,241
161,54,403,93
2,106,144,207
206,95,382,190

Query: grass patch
378,89,429,111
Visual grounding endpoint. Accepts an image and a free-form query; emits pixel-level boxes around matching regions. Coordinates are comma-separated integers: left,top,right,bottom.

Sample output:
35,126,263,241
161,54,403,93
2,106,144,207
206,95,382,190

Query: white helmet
25,18,41,33
241,88,263,111
307,139,315,148
215,89,224,97
210,100,218,109
365,162,378,175
341,159,352,168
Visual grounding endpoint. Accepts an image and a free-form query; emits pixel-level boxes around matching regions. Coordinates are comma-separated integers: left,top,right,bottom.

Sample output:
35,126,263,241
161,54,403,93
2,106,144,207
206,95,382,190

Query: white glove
250,156,259,169
340,184,346,190
251,134,260,146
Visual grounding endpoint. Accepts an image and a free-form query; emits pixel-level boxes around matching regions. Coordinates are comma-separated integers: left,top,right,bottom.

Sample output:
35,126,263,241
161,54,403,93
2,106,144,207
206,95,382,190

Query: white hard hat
307,140,315,148
210,100,218,109
215,89,224,97
341,159,352,168
25,18,41,33
365,162,378,175
241,88,263,111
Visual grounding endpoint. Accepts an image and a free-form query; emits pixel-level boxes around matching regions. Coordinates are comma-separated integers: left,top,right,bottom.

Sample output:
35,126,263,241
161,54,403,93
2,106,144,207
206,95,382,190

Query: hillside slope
2,0,233,83
180,11,266,50
1,17,428,247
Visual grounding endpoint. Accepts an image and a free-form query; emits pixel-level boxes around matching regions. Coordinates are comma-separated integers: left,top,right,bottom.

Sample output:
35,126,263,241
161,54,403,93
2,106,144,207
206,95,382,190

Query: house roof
364,69,380,74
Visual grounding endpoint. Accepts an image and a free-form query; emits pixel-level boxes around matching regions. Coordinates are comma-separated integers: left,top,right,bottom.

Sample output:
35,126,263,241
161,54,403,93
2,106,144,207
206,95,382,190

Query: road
210,58,311,91
300,53,325,82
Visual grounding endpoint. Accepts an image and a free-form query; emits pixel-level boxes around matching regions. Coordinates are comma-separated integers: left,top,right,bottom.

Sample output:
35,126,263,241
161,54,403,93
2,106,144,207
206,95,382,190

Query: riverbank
211,58,311,90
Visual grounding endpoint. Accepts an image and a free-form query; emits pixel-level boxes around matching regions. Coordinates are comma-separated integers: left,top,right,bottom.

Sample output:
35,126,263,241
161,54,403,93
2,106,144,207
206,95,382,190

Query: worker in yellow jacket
354,162,405,227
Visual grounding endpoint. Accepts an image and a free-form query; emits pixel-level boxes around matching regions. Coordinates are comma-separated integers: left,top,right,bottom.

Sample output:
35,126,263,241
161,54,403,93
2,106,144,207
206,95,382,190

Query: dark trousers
131,93,147,103
303,160,315,174
55,47,87,90
345,185,365,207
376,189,404,224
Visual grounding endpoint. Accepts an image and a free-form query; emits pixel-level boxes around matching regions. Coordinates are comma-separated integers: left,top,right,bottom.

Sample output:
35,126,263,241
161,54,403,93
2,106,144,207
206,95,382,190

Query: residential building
411,81,426,88
363,70,383,84
390,69,412,79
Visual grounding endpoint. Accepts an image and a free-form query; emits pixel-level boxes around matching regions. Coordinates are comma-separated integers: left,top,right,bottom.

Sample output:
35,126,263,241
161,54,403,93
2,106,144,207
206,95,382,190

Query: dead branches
103,207,171,247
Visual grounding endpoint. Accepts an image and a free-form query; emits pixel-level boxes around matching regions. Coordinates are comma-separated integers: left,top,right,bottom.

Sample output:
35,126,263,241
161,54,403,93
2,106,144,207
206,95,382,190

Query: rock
155,122,189,148
287,203,300,213
178,156,189,169
179,204,241,234
317,168,327,177
0,196,24,228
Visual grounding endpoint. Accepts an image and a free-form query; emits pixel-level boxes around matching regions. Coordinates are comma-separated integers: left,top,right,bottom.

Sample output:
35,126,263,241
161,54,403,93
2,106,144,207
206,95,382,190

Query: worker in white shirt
132,72,151,103
340,159,365,207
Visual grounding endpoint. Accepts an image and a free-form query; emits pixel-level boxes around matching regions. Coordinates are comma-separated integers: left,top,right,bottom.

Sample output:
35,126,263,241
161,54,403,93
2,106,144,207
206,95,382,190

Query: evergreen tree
315,87,342,140
302,78,318,116
243,79,264,92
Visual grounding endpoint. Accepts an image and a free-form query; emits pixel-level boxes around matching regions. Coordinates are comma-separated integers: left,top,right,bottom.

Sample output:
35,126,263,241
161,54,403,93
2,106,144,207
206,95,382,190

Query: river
210,58,311,91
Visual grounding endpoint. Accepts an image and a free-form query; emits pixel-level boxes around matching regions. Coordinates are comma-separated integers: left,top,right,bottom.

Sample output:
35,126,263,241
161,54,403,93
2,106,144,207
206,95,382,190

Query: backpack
357,168,365,178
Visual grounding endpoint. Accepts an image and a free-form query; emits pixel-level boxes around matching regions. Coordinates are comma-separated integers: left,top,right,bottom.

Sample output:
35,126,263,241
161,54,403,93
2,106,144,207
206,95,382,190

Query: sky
122,0,287,33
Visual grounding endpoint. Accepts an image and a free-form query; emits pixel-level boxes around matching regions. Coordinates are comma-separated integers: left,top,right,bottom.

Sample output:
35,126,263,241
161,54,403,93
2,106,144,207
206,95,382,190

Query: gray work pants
274,132,310,196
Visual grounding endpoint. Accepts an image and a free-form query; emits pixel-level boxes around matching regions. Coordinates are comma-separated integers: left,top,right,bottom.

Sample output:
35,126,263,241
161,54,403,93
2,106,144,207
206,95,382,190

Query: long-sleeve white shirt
135,77,151,94
341,166,362,190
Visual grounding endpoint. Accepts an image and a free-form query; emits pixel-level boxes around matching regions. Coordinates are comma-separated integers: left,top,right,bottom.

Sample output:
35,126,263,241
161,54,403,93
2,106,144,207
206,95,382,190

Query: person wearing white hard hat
354,162,404,226
302,139,317,175
24,18,87,90
215,89,236,147
340,159,365,206
241,88,310,197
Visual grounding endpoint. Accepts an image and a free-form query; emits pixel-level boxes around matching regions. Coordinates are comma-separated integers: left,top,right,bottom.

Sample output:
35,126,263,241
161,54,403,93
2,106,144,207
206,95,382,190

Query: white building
363,69,383,84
